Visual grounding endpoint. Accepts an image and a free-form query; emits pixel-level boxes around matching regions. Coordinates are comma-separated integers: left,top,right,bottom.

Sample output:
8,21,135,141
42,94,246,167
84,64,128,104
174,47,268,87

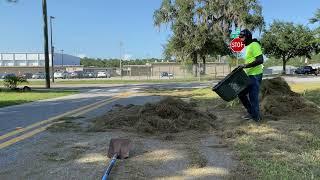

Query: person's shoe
252,116,262,122
241,114,252,120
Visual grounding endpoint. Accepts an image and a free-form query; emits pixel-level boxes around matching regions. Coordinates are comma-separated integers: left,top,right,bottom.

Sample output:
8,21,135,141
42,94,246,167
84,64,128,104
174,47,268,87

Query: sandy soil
0,120,236,180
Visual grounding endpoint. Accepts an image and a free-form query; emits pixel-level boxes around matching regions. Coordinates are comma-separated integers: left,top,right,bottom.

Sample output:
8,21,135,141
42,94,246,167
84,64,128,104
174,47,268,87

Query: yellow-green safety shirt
245,42,263,75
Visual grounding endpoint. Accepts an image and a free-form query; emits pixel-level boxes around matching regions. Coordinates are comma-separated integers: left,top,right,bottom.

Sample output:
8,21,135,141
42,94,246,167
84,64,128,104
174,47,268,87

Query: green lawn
0,90,77,108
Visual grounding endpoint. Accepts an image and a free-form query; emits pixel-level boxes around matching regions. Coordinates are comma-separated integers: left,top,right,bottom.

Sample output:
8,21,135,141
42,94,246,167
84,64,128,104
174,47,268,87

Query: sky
0,0,319,59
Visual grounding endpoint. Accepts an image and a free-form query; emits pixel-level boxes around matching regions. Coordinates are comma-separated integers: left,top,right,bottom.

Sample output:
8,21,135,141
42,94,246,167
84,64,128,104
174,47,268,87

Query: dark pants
238,74,263,120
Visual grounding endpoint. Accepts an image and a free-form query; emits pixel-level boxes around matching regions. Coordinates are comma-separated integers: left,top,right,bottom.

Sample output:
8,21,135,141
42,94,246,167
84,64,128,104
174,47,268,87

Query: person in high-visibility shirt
238,29,264,122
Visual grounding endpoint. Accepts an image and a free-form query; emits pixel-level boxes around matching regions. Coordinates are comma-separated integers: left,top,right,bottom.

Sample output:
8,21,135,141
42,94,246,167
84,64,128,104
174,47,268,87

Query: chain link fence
108,62,233,81
0,62,234,82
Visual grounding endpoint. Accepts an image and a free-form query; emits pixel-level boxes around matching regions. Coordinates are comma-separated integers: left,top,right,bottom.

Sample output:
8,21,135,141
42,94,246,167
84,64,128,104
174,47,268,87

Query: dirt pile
260,77,299,98
91,97,217,133
260,77,319,117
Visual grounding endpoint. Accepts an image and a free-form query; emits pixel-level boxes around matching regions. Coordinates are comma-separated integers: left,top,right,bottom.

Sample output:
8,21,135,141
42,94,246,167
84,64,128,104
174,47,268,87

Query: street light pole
42,0,50,88
50,16,55,82
61,49,64,67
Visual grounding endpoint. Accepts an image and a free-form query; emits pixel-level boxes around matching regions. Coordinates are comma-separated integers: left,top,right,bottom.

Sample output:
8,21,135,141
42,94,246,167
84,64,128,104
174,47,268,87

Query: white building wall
0,53,80,67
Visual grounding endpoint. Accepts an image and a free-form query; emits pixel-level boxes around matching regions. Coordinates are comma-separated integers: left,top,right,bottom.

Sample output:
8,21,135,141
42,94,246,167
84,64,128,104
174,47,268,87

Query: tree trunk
282,57,287,75
193,64,198,77
192,52,198,77
201,55,206,75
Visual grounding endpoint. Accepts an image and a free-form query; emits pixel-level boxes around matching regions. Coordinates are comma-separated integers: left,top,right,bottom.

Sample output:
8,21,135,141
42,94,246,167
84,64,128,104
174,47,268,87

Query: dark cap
239,29,252,39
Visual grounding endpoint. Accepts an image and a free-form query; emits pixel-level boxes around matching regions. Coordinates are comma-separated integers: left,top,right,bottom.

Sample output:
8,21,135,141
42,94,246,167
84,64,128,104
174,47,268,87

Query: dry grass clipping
260,77,319,118
90,97,217,134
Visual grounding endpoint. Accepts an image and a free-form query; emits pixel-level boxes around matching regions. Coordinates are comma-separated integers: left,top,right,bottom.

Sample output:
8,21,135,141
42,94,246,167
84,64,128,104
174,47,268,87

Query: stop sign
230,38,245,53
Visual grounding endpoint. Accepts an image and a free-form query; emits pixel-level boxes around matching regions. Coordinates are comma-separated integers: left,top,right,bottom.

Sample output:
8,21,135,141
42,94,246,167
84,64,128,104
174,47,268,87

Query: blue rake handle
102,154,118,180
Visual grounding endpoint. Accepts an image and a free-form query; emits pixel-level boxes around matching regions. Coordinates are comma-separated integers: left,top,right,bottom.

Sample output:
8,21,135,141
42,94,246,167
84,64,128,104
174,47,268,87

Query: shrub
4,76,28,89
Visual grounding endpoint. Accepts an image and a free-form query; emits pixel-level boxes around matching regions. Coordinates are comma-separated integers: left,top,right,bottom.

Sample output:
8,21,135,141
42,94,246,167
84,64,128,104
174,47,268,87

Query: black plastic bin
212,67,251,102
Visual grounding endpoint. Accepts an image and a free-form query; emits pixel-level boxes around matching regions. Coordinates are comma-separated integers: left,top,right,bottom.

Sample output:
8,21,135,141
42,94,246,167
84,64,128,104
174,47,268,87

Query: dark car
2,73,16,79
160,72,174,78
83,72,95,78
22,73,33,79
0,73,5,79
295,66,318,76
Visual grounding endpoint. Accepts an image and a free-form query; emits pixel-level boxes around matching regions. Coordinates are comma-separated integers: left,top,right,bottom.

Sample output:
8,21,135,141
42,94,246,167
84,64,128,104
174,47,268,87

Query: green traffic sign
231,34,238,39
230,28,241,39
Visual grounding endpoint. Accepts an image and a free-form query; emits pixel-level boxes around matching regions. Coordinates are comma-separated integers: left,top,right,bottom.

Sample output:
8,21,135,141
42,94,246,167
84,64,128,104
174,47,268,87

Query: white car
32,72,45,79
97,71,110,78
54,71,67,79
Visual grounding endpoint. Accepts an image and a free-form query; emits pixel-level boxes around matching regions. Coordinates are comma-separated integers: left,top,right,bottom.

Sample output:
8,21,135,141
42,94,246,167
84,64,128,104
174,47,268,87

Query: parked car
22,73,33,79
32,72,45,79
97,71,111,78
54,71,68,79
2,73,16,79
160,72,174,78
83,72,95,78
294,66,318,76
0,73,11,79
69,71,84,79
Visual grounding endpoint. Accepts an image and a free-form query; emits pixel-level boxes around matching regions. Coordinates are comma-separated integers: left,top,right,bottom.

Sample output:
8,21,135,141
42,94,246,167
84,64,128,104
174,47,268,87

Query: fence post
198,62,201,82
173,66,175,79
215,66,217,79
222,65,225,76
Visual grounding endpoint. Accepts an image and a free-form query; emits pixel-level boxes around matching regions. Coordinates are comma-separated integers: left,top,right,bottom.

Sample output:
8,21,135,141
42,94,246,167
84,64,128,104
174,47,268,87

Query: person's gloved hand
238,64,247,69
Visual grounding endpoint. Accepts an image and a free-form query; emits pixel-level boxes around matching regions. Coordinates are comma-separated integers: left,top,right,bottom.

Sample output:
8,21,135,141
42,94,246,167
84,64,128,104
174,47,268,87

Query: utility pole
50,16,55,82
236,53,239,67
42,0,50,88
119,41,123,79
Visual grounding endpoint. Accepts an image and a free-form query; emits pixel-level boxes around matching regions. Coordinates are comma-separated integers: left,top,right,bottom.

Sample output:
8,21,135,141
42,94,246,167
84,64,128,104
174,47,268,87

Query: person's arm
244,55,264,68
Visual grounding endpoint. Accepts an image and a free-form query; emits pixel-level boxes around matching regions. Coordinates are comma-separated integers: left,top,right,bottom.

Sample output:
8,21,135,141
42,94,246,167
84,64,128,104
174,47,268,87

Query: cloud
77,54,87,58
123,54,133,60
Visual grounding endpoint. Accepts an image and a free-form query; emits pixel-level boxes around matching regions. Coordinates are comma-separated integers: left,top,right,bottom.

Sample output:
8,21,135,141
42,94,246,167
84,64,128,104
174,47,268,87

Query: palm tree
310,8,320,24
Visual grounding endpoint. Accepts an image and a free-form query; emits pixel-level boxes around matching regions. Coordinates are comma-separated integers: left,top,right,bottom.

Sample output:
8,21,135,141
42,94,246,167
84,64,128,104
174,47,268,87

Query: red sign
230,38,245,53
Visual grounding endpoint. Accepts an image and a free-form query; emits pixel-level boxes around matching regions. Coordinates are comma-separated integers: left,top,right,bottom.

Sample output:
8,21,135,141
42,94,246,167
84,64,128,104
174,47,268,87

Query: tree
261,21,318,74
310,8,320,47
154,0,264,76
310,8,320,24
